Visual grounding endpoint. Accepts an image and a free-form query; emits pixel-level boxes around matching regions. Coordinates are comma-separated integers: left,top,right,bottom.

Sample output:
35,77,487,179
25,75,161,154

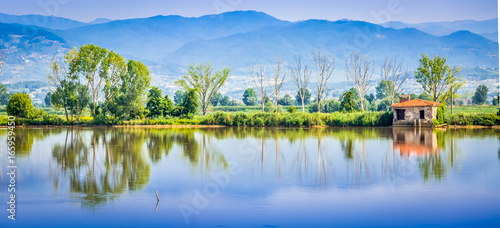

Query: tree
228,99,238,106
377,98,392,111
0,83,9,105
414,54,462,102
163,95,174,116
48,52,77,121
345,52,374,110
7,93,34,119
472,85,488,105
70,82,90,120
174,90,186,105
410,93,419,100
242,88,258,106
269,57,286,111
375,80,392,100
251,65,269,112
381,57,409,104
175,62,229,115
340,91,357,113
365,93,375,104
419,92,432,101
101,50,127,117
295,88,311,106
111,60,151,119
45,92,52,107
68,44,108,116
146,87,165,117
211,92,222,106
290,57,312,112
278,94,293,106
179,89,198,117
219,95,230,106
493,93,499,106
313,50,335,113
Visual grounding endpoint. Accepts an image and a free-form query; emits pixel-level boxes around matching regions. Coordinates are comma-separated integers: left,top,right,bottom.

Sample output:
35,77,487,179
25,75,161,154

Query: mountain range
381,18,498,41
0,11,497,96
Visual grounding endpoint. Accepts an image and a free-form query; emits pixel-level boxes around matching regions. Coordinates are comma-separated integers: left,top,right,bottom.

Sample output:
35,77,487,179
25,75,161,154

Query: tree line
1,44,498,120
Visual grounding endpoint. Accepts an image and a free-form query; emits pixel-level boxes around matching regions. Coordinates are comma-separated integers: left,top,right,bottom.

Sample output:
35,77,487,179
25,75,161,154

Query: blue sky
0,0,497,23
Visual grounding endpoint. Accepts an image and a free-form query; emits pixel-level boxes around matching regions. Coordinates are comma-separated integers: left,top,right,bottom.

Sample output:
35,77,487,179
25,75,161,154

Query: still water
0,127,499,227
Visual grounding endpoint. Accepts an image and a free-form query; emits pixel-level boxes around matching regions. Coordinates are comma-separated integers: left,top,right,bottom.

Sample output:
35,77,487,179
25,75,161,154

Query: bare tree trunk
450,86,453,114
314,50,335,114
269,57,286,112
290,57,311,113
251,65,268,112
345,52,374,111
382,57,408,105
301,97,305,112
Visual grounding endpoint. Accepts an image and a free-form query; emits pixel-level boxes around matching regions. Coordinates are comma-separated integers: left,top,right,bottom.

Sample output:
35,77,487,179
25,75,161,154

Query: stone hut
390,95,441,126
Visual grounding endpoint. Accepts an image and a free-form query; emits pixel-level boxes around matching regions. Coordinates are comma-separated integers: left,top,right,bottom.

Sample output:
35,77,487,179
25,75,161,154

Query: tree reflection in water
12,126,495,208
50,127,230,206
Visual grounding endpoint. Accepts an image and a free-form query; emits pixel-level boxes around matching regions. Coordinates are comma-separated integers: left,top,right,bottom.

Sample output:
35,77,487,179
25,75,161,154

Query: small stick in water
155,190,160,201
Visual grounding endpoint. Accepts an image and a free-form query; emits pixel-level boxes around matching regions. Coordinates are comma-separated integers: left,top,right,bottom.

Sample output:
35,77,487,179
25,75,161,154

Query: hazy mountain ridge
381,18,498,41
0,11,497,92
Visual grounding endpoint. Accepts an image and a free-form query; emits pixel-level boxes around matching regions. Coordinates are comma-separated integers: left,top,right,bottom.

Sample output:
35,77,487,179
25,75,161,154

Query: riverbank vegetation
0,44,498,127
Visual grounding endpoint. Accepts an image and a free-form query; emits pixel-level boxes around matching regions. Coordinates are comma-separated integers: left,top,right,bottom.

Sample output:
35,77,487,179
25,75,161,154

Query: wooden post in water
155,190,159,201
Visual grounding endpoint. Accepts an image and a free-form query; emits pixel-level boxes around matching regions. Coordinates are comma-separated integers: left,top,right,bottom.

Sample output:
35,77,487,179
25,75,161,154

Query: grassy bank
1,110,499,127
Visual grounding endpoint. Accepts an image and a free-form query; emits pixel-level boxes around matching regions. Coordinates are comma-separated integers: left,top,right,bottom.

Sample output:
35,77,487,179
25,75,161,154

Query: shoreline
1,124,498,129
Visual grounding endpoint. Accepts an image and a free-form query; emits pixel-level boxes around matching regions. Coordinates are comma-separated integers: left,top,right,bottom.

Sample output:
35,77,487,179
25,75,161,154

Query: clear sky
0,0,497,23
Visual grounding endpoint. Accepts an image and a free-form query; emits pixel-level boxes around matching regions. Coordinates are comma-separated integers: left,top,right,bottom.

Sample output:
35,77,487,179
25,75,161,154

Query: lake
1,127,500,227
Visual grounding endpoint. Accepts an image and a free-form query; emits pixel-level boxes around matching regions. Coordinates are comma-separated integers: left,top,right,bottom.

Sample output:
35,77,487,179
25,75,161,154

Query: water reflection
5,126,498,208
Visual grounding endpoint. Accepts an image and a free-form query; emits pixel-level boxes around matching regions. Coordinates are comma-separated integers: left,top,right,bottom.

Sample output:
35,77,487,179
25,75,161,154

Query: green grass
447,105,499,114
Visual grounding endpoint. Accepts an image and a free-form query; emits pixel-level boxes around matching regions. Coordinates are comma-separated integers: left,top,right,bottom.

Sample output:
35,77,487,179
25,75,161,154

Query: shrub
7,93,34,119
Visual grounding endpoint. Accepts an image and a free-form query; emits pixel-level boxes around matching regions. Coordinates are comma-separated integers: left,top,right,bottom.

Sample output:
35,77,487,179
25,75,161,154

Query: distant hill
0,22,67,83
0,13,86,30
88,18,112,25
0,11,497,93
56,11,291,61
381,18,498,41
163,20,498,72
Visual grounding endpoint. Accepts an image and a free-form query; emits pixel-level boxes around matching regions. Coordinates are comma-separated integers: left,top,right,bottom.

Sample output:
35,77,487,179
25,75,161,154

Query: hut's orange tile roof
390,99,441,108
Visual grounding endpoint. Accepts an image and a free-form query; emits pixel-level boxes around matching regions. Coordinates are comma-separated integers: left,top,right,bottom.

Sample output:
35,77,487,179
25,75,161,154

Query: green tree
377,98,392,111
174,90,186,105
410,93,419,100
70,82,90,120
211,92,222,106
68,44,108,116
295,88,311,105
146,87,165,117
340,91,357,113
219,95,230,106
175,62,230,115
163,95,174,116
101,50,127,118
414,54,462,102
365,93,375,103
228,99,238,106
419,92,432,101
44,92,52,107
111,60,151,119
179,89,199,117
7,93,34,118
278,94,293,106
375,80,392,100
472,85,488,105
0,83,10,105
493,93,499,106
242,88,258,106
